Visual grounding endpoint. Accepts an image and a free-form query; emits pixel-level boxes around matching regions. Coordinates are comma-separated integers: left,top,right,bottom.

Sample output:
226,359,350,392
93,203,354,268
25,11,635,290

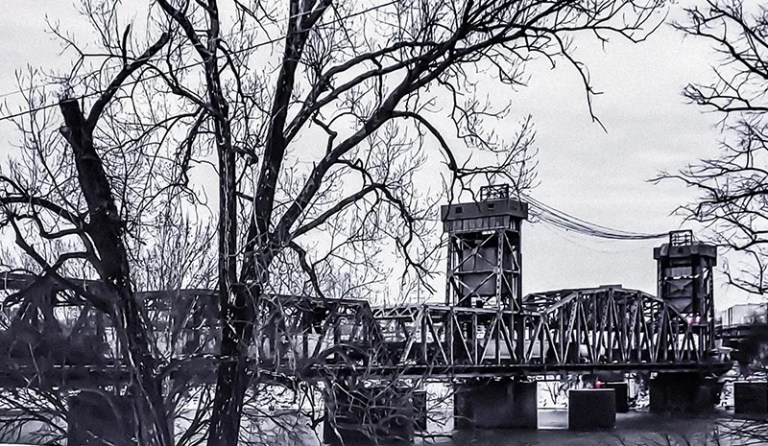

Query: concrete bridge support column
412,389,428,432
603,382,629,413
67,392,137,446
734,381,768,416
323,384,416,445
649,373,714,414
454,378,537,429
568,389,616,430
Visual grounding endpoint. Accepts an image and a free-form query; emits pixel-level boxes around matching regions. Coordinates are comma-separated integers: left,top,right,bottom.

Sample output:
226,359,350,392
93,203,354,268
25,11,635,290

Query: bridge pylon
441,184,528,311
441,184,528,365
651,231,720,414
654,229,717,353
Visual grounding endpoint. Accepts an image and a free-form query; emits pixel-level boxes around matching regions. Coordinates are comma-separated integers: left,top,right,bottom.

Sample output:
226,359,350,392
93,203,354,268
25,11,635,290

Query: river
407,408,751,446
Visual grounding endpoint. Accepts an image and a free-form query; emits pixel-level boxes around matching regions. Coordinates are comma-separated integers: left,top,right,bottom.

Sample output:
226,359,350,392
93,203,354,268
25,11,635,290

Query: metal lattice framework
0,274,726,386
522,286,714,366
445,229,522,310
0,180,731,390
260,286,722,377
655,230,717,322
258,295,392,373
0,274,220,387
442,186,526,311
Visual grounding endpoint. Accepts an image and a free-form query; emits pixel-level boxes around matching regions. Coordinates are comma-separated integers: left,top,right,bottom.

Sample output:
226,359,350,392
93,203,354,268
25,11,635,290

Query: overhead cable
520,193,669,241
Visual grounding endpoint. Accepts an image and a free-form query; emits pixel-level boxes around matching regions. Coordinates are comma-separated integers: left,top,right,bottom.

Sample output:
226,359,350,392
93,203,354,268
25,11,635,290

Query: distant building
720,303,768,327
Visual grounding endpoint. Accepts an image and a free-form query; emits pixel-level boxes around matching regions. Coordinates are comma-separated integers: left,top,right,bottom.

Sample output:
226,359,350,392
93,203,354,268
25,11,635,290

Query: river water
3,382,758,446
252,380,761,446
4,406,757,445
407,408,748,446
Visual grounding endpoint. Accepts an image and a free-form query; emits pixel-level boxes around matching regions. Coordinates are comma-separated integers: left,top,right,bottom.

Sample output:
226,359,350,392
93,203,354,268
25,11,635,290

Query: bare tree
0,0,666,444
664,0,768,295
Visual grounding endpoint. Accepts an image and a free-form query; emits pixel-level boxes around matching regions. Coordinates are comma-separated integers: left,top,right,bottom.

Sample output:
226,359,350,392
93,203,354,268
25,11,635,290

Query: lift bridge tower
650,230,719,413
442,184,534,428
654,229,717,350
441,184,528,310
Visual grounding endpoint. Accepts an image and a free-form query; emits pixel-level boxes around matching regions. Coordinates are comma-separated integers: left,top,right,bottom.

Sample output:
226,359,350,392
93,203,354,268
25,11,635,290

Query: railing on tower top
478,184,510,201
669,229,694,247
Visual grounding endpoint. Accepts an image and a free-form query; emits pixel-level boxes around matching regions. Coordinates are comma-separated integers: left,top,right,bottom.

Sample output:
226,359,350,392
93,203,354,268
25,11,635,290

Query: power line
521,193,668,241
0,1,397,123
539,221,651,254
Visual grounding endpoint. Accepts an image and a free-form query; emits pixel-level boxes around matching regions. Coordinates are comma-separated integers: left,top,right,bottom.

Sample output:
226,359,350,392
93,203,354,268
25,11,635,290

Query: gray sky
0,1,752,311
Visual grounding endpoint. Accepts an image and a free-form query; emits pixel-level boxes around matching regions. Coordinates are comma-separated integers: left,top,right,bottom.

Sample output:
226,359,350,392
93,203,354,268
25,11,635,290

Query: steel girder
261,287,720,376
0,275,724,381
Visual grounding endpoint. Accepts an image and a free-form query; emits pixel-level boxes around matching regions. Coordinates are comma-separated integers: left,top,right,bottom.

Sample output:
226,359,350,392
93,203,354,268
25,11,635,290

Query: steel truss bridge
0,273,726,389
262,286,723,378
0,189,730,387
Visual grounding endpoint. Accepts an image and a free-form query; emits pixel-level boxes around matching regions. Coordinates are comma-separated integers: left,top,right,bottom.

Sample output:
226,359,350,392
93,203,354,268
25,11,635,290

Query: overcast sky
0,1,753,312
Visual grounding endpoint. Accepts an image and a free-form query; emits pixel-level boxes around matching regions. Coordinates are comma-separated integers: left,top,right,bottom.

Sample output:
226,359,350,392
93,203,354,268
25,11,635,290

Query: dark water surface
406,408,755,446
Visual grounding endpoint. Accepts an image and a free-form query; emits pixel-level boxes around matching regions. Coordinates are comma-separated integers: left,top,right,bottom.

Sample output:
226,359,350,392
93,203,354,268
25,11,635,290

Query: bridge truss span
261,286,723,378
0,277,726,386
522,287,715,366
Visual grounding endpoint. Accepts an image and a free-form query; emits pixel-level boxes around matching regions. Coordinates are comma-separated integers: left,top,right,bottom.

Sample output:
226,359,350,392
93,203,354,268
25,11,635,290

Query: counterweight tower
654,230,717,319
441,184,528,310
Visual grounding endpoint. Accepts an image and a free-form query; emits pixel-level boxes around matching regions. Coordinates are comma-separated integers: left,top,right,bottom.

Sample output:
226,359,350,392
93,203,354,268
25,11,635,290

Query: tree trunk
206,289,256,444
59,98,172,446
204,76,257,443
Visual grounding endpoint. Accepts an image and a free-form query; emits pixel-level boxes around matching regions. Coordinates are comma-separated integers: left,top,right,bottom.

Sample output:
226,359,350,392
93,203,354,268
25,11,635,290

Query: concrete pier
734,381,768,416
604,382,629,413
454,379,537,429
323,384,415,445
568,389,616,430
649,373,714,414
68,392,136,446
